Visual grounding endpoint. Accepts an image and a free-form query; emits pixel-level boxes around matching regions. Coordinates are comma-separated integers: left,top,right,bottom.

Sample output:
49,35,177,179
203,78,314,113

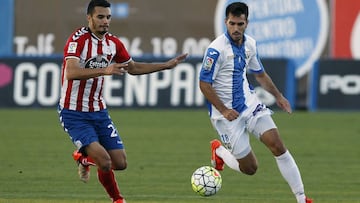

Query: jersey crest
67,42,78,54
202,48,219,71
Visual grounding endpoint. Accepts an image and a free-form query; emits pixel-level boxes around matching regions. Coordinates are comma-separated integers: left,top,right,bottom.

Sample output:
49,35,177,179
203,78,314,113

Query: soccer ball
191,166,222,196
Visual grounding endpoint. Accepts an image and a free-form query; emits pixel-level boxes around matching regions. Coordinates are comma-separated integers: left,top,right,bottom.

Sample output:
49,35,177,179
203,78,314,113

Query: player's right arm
199,46,239,121
199,81,239,121
65,58,128,80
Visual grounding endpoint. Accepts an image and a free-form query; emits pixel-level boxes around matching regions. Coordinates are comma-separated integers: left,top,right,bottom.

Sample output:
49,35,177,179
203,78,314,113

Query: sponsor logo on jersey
245,51,250,59
85,55,109,69
67,42,77,54
209,51,218,56
203,48,219,71
204,56,214,71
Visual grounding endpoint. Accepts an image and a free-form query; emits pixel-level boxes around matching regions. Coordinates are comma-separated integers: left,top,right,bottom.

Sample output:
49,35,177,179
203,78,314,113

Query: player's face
88,7,112,38
225,14,248,45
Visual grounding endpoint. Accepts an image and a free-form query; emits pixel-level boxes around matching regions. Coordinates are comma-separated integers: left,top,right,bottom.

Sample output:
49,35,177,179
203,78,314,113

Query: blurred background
0,0,359,111
1,2,359,202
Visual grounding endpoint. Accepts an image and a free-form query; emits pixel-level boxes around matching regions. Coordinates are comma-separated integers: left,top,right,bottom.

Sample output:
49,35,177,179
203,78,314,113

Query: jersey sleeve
113,38,132,63
63,27,87,59
199,47,220,83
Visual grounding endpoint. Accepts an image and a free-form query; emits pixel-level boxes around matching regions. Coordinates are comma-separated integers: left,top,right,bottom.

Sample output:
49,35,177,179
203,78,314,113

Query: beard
98,25,109,34
90,18,109,36
98,30,107,35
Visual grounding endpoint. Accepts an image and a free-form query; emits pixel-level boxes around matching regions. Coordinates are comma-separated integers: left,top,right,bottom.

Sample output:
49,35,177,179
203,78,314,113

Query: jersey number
107,124,118,137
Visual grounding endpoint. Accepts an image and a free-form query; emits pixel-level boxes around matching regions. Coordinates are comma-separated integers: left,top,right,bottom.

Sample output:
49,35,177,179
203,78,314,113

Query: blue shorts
58,107,124,152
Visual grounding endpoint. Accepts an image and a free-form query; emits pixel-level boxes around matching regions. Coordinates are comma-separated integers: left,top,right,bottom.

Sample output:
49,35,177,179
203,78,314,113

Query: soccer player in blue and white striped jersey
199,2,312,203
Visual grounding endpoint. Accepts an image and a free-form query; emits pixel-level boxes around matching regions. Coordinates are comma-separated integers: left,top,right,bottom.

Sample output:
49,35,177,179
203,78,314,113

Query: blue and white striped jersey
199,32,265,119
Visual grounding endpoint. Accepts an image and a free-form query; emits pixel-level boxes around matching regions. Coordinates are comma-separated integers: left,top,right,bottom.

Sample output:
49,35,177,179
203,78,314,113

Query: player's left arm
254,72,292,113
126,53,188,75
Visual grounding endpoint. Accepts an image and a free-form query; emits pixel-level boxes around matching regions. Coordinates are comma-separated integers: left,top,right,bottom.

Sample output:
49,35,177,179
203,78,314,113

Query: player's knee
98,158,112,171
112,159,127,170
240,165,258,175
269,142,287,156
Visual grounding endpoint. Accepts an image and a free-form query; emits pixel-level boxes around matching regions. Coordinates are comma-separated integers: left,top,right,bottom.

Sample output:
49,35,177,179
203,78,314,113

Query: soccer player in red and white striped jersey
58,1,187,202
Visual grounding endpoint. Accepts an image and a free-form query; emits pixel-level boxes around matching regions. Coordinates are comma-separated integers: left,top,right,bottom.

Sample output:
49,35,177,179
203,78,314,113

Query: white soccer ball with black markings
191,166,222,196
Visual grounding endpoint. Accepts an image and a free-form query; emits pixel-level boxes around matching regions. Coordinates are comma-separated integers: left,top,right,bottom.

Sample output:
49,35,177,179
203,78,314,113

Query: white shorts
210,104,277,159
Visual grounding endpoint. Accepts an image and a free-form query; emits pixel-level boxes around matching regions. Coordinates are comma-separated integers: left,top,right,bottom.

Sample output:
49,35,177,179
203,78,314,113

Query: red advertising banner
332,0,360,58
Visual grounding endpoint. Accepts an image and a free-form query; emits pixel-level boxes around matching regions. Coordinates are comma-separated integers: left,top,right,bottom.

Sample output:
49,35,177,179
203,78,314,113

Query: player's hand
105,63,128,75
276,95,292,113
222,109,240,121
164,53,188,69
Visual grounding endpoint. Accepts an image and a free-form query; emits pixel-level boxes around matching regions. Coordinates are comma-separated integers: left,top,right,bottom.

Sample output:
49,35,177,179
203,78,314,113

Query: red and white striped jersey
59,27,131,112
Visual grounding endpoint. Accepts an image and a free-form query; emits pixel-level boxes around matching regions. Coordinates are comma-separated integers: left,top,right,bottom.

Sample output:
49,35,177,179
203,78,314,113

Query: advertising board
0,57,295,109
309,60,360,110
331,0,360,59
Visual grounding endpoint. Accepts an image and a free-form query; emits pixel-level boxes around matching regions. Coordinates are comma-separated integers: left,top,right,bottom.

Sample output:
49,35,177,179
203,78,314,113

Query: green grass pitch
0,109,359,203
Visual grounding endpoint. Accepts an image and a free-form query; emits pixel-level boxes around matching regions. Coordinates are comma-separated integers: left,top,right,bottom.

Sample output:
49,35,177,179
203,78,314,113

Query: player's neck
89,27,106,40
233,38,243,46
94,33,105,40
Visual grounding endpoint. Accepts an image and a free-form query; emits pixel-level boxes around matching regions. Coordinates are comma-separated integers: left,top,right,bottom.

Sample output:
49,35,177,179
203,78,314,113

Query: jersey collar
225,32,246,46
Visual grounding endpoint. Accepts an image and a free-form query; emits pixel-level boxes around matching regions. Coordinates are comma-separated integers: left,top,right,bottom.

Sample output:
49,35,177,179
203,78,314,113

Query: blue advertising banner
0,0,14,56
215,0,329,78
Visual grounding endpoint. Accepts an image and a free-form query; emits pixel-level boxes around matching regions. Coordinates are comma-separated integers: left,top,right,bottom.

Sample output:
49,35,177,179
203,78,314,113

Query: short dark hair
87,0,111,15
225,2,249,19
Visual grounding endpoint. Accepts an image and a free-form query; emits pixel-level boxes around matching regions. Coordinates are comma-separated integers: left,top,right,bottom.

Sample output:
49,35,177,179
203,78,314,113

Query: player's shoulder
69,27,90,41
244,34,257,48
208,34,228,51
105,32,126,45
105,32,120,41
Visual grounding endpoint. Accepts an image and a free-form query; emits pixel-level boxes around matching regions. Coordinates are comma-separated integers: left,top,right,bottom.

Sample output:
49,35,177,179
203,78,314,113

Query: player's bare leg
108,149,127,170
85,142,112,171
85,142,126,202
236,151,258,175
260,128,287,156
